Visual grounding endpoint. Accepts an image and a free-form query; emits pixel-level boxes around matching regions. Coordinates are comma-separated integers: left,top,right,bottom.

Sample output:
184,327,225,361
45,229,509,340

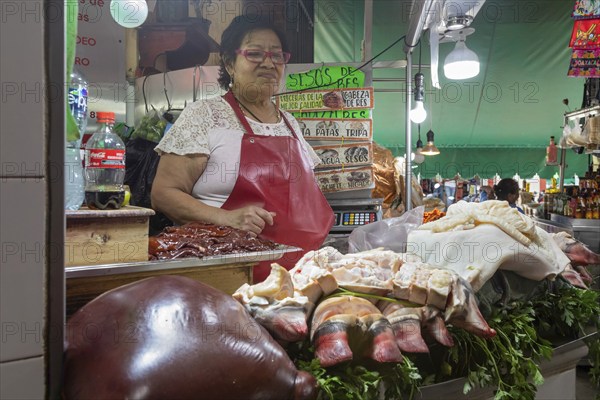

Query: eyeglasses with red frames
236,49,292,65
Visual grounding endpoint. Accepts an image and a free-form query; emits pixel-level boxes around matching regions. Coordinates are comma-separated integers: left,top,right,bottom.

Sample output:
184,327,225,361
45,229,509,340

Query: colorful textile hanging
569,2,600,76
568,48,600,77
573,0,600,19
570,18,600,48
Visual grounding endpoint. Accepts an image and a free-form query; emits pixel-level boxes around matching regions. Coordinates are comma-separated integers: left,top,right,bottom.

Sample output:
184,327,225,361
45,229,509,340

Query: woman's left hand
222,205,276,236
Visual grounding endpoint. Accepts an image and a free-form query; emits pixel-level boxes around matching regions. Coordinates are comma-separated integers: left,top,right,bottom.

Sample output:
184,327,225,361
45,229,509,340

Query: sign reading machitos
297,118,372,141
279,88,374,112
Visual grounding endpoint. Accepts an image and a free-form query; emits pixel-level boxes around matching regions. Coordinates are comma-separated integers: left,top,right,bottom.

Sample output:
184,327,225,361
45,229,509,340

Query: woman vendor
493,178,524,213
151,14,334,281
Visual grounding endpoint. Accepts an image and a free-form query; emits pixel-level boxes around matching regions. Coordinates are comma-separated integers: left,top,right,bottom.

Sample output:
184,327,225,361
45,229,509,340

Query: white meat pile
233,200,598,368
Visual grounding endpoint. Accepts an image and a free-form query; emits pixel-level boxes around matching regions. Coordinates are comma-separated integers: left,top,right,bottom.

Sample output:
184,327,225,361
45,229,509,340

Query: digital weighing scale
328,198,383,233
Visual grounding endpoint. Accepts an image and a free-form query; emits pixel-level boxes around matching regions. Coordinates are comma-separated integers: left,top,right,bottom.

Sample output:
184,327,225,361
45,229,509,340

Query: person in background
478,185,495,202
151,14,334,282
493,178,524,213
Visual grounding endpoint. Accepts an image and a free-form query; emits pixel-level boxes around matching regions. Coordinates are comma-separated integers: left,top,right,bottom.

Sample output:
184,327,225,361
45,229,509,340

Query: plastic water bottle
85,112,126,209
65,68,88,210
69,68,88,135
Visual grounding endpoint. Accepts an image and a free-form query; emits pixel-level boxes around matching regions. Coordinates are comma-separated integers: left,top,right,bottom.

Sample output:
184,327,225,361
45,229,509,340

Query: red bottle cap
96,112,115,123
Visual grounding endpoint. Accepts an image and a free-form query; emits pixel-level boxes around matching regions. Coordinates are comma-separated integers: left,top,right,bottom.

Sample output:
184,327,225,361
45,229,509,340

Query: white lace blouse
155,96,321,208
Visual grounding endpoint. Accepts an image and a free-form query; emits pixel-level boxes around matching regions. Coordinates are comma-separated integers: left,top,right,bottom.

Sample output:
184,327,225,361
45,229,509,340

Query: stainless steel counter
534,215,600,253
65,246,300,278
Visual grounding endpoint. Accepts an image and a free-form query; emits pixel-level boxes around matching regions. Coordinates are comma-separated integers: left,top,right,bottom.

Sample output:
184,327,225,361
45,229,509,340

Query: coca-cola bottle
84,112,126,209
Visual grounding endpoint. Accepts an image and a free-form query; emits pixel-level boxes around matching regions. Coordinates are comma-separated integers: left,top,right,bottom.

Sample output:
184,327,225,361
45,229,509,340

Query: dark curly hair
493,178,519,201
218,14,290,90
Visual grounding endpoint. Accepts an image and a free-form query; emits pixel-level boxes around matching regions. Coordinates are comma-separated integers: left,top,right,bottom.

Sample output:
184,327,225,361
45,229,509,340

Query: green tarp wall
314,0,592,179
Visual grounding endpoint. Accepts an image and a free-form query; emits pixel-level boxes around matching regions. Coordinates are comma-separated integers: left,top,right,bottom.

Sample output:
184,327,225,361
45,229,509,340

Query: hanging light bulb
412,151,425,164
410,72,427,123
444,36,480,80
110,0,149,28
421,129,440,156
410,101,427,124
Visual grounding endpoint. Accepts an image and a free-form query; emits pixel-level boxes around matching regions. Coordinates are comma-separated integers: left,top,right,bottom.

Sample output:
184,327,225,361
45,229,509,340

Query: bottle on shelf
563,192,573,217
65,68,88,211
546,136,558,165
84,112,126,209
585,198,594,219
575,198,584,218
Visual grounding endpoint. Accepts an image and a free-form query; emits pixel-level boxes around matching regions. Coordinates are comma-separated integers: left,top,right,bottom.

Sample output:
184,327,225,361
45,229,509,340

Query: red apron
221,91,334,282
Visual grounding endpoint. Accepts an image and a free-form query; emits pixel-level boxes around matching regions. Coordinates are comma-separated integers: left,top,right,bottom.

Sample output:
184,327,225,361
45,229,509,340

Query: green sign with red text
286,66,365,91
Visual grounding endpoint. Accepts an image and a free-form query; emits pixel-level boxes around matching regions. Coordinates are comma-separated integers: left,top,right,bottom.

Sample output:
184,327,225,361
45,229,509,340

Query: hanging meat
64,275,318,400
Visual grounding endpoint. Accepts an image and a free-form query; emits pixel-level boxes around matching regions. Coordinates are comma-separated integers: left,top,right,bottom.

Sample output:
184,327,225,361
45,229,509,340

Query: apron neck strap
223,90,297,139
223,91,254,135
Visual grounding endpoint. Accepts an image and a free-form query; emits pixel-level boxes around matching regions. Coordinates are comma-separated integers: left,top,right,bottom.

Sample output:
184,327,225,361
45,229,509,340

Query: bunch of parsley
292,341,422,400
291,281,599,400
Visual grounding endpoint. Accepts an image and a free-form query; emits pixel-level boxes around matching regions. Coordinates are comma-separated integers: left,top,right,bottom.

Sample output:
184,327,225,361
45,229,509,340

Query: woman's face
507,191,520,204
229,29,285,101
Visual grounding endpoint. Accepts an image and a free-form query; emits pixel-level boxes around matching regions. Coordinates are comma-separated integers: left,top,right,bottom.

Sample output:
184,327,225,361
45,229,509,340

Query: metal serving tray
65,246,302,279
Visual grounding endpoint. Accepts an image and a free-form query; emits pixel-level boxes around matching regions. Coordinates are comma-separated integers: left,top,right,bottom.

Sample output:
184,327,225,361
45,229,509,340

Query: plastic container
65,68,88,210
84,112,126,209
65,140,85,210
68,68,88,136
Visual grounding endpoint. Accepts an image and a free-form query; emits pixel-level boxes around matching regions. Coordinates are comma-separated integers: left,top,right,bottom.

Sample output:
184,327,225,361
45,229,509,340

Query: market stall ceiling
314,0,582,150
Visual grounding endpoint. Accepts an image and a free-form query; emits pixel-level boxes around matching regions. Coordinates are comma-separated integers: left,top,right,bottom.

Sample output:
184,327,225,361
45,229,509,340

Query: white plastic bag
348,206,424,253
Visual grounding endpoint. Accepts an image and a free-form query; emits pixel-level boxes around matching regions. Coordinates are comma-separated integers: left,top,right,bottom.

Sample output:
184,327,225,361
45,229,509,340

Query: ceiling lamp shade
446,15,474,30
444,39,480,80
421,129,440,155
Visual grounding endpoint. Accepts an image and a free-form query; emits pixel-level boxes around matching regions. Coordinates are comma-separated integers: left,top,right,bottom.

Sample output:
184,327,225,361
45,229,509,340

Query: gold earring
228,74,234,89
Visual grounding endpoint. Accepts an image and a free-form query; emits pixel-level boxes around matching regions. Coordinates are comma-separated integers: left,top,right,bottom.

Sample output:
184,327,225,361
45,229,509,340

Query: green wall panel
314,0,594,176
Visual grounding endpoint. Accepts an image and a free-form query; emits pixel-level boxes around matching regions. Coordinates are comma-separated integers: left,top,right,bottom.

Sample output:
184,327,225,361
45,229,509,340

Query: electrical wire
274,34,410,96
418,39,422,73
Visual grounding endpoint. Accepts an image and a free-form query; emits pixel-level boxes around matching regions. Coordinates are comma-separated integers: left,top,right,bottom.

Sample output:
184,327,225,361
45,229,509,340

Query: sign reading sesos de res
278,88,374,112
286,66,365,91
297,118,372,141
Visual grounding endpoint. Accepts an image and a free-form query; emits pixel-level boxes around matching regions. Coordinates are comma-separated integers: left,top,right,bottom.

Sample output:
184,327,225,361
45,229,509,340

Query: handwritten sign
312,142,373,169
315,166,373,193
76,0,126,84
286,66,365,91
292,109,371,119
297,118,372,141
279,88,374,112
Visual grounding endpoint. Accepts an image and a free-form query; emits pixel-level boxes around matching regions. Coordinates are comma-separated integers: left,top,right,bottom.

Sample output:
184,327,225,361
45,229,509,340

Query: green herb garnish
291,280,600,399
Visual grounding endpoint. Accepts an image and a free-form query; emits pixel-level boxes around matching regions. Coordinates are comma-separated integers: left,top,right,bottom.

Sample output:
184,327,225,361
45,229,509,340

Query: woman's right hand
224,206,276,236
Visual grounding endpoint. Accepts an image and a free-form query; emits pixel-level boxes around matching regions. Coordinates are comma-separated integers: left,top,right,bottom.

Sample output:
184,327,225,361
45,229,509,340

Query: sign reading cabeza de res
278,88,374,112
